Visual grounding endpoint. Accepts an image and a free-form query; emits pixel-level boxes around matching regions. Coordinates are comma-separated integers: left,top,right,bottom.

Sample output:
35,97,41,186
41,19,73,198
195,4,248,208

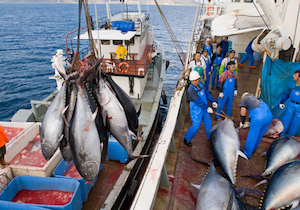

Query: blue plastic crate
107,134,130,163
52,160,102,202
0,201,50,209
112,21,135,33
0,176,82,210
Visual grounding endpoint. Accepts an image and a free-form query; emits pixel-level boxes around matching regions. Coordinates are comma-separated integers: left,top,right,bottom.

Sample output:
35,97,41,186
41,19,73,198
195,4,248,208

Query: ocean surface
0,3,196,121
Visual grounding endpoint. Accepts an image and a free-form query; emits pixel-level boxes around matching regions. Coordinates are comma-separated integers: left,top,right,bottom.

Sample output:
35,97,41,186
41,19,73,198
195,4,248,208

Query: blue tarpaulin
260,56,300,136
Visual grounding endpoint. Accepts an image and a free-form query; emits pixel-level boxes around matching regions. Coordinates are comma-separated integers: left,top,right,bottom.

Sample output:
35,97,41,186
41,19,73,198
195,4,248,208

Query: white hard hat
190,71,200,81
206,38,211,41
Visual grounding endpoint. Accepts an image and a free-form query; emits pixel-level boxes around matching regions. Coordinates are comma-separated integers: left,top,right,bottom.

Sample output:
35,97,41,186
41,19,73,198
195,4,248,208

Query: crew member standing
188,51,207,84
216,61,237,120
203,38,213,56
0,126,10,169
219,50,238,75
238,39,255,69
221,36,229,55
211,44,224,89
116,42,127,63
239,93,272,158
184,71,218,147
201,49,212,90
279,70,300,137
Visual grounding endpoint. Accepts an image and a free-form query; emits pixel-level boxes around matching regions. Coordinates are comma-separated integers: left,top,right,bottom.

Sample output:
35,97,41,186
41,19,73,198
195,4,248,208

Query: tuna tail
189,156,213,166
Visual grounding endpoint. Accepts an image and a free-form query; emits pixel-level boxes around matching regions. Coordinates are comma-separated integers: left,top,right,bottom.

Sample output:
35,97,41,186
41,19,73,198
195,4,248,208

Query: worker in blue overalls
239,93,273,158
215,61,237,120
203,38,213,57
211,44,224,89
279,70,300,137
238,39,255,69
201,49,212,90
219,50,238,76
184,71,218,147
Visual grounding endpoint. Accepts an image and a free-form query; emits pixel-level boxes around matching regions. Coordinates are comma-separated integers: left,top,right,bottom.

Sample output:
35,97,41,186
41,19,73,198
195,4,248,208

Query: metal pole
94,0,101,58
184,0,202,76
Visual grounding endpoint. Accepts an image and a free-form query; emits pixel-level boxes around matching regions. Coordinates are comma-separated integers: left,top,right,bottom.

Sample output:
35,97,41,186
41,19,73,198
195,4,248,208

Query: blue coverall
201,55,211,90
240,40,254,66
216,71,236,118
221,40,229,55
244,102,272,158
184,83,216,141
280,81,300,136
204,43,213,56
211,52,223,88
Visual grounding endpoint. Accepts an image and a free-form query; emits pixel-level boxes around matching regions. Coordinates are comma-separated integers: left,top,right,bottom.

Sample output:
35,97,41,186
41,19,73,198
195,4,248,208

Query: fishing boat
9,0,167,209
131,0,300,209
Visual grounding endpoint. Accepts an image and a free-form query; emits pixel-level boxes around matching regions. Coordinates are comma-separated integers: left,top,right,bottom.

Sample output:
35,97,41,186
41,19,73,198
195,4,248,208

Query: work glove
212,102,218,108
211,66,213,71
119,54,121,57
239,121,250,128
219,92,224,98
209,71,212,76
234,90,237,96
207,107,213,114
279,104,285,109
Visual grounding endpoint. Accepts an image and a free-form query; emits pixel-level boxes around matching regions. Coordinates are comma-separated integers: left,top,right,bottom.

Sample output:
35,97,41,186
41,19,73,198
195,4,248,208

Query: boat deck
154,59,300,209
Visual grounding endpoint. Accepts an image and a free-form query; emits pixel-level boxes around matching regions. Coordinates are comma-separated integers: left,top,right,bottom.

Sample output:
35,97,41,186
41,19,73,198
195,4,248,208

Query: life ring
119,62,129,73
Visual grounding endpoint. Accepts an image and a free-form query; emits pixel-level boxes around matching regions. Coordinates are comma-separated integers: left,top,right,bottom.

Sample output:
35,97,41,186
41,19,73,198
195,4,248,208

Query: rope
153,0,186,66
253,1,269,30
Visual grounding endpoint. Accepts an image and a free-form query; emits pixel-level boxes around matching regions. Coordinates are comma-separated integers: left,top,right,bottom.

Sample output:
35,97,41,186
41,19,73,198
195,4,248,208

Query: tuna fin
259,151,267,156
235,187,262,196
92,107,98,120
130,155,149,159
209,123,220,133
136,105,142,117
129,130,137,139
39,125,43,136
57,134,64,143
100,142,103,152
226,194,234,210
62,105,69,115
190,156,211,166
238,150,248,160
254,179,268,187
290,199,300,209
190,183,201,190
63,115,70,128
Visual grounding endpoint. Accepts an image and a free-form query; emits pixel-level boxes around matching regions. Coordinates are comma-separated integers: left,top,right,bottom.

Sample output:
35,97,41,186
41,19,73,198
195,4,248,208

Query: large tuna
103,73,139,135
95,78,133,156
191,162,248,210
209,119,247,184
60,82,77,162
40,82,67,160
69,84,102,181
262,136,300,177
261,160,300,210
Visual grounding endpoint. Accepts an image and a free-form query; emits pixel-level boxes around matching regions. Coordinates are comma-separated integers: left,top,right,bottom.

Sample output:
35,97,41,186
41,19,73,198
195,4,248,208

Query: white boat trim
72,30,136,40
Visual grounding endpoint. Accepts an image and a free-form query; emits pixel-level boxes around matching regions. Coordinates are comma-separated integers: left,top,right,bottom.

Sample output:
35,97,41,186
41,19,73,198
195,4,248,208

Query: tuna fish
191,162,248,210
103,73,139,135
209,119,248,184
95,78,133,156
262,136,300,177
40,82,67,160
261,160,300,210
69,84,102,181
60,82,77,162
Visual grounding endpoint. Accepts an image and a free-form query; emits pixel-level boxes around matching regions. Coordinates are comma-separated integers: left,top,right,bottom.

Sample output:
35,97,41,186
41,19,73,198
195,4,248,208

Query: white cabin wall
230,30,261,57
282,0,300,48
225,0,259,13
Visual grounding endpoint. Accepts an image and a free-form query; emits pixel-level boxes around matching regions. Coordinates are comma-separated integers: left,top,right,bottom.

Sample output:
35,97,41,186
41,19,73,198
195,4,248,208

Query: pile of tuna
39,59,139,182
192,119,300,210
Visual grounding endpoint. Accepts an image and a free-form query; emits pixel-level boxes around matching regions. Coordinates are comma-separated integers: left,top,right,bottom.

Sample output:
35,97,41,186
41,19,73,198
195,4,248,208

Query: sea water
0,3,196,121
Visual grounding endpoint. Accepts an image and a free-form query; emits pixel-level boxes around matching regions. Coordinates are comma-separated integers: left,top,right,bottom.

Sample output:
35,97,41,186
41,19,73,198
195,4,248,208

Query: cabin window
244,0,253,2
231,0,240,2
113,40,123,45
125,37,135,46
101,40,110,45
